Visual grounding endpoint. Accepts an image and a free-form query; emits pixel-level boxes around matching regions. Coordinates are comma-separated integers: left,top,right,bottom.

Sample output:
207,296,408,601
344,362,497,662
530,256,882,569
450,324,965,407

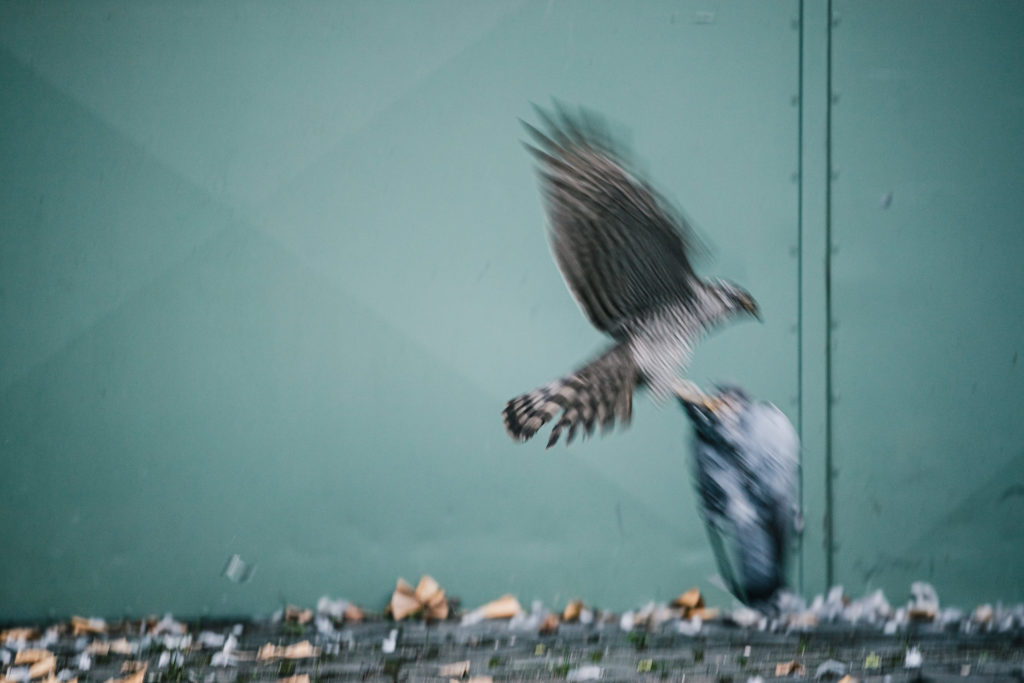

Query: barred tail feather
502,345,637,448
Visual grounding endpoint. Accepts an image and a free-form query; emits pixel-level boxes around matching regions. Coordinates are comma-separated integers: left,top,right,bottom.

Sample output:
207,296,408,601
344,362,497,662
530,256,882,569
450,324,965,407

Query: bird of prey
677,386,799,610
502,104,760,447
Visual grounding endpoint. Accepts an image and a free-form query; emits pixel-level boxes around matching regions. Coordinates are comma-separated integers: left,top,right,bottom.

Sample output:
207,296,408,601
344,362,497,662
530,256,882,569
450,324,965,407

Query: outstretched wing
522,103,702,336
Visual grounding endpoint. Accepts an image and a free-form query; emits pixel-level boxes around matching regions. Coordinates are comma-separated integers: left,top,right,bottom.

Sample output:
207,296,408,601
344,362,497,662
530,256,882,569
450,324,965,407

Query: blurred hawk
503,104,760,447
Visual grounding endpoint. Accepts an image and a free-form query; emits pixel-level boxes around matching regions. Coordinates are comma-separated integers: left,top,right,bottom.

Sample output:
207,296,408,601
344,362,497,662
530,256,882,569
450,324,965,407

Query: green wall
0,1,1020,620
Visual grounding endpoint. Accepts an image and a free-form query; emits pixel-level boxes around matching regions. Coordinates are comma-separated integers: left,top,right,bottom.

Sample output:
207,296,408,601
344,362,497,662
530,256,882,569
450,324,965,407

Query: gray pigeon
677,386,800,610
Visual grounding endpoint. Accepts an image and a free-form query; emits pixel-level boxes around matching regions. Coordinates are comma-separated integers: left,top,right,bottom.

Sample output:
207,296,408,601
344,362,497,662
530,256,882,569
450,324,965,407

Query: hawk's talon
702,396,725,414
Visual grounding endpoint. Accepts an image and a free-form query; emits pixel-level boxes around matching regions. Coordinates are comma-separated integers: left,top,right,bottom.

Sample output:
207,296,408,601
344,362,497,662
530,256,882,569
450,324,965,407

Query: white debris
162,633,192,651
74,652,91,671
939,607,964,626
222,554,255,583
210,634,238,667
777,591,807,614
910,582,939,613
210,650,236,667
809,586,848,622
56,670,76,681
316,596,350,620
508,600,547,631
814,659,847,679
883,619,899,635
231,624,244,637
747,677,766,683
381,629,398,655
0,649,10,666
904,646,922,668
731,607,764,629
972,604,994,626
157,652,184,670
578,608,595,626
314,615,337,637
676,616,703,636
842,589,891,625
152,614,187,636
459,609,485,627
6,667,31,682
40,629,60,648
197,631,226,649
565,664,603,681
618,611,635,632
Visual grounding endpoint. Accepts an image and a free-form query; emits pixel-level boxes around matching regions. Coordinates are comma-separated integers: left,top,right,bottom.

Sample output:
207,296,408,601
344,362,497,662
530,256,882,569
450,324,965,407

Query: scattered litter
73,653,91,672
961,664,971,676
103,664,146,683
313,615,335,637
618,610,635,632
1,650,11,666
16,650,56,680
565,664,602,681
562,599,584,622
70,618,106,637
677,616,702,636
538,613,559,635
381,630,397,655
461,595,522,625
730,607,764,629
155,652,183,670
283,606,313,625
438,660,470,677
210,635,239,667
316,596,363,624
2,629,39,646
6,668,32,683
776,660,806,677
814,659,847,679
197,631,225,649
863,652,880,669
904,646,922,668
222,555,255,583
972,604,993,625
278,676,309,683
390,576,448,621
150,615,186,636
257,641,320,660
509,600,550,632
672,587,704,611
908,582,938,621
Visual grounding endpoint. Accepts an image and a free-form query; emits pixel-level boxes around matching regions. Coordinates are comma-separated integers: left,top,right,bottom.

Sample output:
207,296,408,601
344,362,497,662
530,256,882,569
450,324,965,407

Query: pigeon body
678,386,799,609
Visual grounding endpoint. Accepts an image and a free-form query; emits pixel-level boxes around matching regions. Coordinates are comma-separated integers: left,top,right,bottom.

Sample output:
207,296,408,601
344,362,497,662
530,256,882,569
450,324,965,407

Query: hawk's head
711,280,761,321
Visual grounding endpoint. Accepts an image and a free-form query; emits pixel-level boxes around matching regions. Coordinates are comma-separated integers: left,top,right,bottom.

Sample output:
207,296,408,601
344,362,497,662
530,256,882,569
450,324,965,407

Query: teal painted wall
828,0,1024,606
0,1,1020,620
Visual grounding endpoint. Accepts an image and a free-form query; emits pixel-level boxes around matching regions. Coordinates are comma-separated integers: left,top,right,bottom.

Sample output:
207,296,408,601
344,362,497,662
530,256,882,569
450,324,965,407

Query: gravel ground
3,612,1023,683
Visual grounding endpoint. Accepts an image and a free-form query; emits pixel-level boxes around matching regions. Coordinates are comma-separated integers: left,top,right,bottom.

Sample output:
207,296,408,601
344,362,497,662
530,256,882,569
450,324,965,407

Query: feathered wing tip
519,100,618,161
502,344,637,448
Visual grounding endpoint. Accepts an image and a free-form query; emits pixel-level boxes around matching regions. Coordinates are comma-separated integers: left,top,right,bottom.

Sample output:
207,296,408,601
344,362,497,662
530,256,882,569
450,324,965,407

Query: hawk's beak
744,298,762,321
